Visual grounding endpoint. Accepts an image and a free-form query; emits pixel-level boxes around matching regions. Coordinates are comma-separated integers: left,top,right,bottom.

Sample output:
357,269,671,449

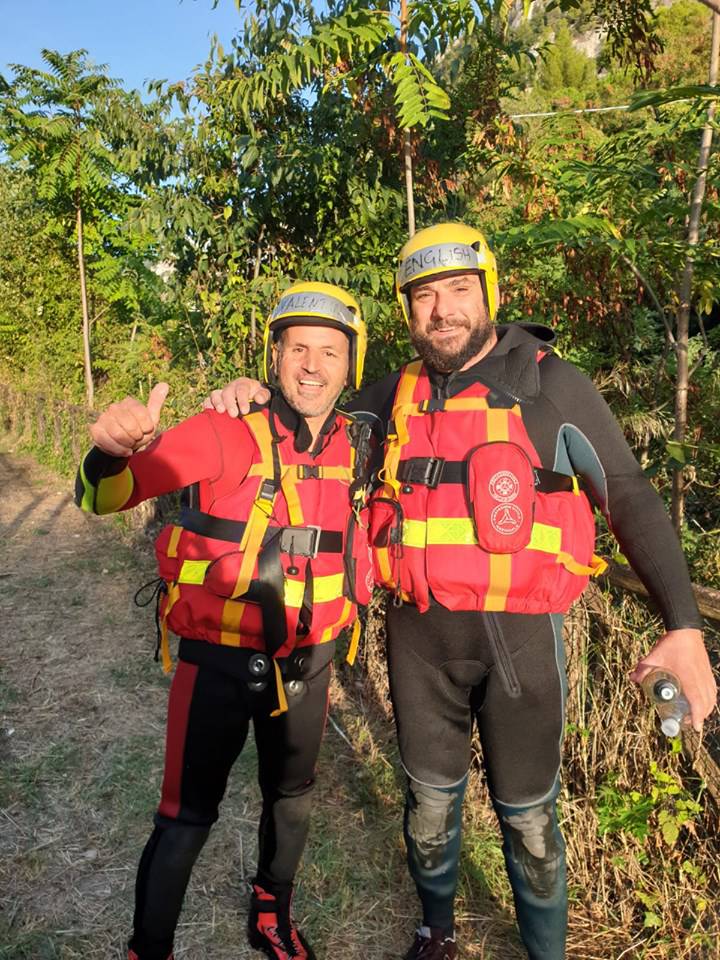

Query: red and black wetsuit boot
248,882,316,960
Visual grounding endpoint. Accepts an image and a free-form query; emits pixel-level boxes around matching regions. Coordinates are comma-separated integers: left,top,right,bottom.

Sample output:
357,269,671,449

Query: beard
411,318,495,374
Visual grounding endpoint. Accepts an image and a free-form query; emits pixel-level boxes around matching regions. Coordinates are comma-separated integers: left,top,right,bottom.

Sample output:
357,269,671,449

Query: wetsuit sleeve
75,410,253,515
540,356,702,631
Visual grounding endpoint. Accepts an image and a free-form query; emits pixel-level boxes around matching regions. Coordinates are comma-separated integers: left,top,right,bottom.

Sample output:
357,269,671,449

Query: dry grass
1,435,718,959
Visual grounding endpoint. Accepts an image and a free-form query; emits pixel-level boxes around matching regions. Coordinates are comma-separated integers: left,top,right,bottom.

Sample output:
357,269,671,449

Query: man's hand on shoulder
203,378,271,418
630,628,717,732
90,383,169,457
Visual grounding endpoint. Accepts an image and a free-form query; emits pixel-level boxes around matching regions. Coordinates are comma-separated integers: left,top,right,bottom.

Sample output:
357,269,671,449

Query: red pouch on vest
466,442,536,553
202,551,247,598
369,497,403,551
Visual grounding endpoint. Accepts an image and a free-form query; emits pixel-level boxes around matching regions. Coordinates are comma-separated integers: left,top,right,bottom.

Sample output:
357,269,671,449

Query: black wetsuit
349,324,701,959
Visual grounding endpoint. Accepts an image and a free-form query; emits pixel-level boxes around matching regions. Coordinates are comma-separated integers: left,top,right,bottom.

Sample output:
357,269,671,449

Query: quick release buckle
399,457,446,489
297,464,321,480
279,524,321,558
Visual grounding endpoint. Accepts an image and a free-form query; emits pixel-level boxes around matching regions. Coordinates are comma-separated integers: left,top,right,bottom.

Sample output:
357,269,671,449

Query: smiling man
405,272,496,371
206,224,716,960
75,282,372,960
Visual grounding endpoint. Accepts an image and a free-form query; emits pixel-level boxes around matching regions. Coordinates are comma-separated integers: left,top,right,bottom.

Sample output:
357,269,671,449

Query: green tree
1,49,121,406
654,0,713,87
537,22,597,101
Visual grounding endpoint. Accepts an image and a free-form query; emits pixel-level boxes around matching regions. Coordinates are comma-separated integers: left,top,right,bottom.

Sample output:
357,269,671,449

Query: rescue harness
154,407,372,713
370,358,607,616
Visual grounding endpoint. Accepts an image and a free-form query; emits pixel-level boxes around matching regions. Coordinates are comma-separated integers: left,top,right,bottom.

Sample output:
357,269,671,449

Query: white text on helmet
400,243,480,286
273,292,355,325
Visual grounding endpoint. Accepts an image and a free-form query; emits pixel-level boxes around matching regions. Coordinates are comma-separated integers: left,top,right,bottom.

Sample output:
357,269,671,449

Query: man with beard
206,224,716,960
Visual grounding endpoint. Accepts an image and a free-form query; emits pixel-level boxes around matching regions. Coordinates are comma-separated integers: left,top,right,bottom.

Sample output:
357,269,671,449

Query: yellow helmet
395,222,500,324
263,281,367,390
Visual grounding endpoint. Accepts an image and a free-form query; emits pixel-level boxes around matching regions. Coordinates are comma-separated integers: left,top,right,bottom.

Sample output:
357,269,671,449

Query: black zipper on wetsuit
432,370,523,407
483,613,522,699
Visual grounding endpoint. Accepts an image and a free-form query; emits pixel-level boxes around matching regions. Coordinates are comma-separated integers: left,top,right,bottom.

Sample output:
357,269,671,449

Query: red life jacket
369,359,606,615
154,407,372,676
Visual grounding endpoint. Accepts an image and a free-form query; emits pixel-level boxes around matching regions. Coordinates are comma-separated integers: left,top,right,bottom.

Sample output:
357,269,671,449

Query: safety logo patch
489,470,519,503
491,503,523,535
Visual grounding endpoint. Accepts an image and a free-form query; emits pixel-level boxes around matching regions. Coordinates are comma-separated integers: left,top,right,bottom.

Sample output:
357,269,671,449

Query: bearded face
407,272,496,373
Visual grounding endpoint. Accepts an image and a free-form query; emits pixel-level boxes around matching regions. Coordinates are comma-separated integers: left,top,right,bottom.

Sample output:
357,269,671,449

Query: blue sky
0,0,245,92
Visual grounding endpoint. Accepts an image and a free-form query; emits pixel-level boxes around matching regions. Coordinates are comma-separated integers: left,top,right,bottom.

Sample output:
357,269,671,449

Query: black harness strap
178,507,343,553
397,457,582,494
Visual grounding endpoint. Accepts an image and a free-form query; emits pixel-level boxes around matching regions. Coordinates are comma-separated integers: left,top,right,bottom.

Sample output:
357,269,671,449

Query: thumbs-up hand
90,383,170,457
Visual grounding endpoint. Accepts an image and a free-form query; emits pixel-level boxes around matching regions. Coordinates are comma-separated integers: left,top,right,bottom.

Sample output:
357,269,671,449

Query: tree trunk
77,202,94,409
400,0,416,237
249,223,266,347
403,135,416,237
671,10,719,532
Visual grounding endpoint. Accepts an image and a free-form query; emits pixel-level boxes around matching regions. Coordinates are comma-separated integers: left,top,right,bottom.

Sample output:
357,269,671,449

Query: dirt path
0,439,528,960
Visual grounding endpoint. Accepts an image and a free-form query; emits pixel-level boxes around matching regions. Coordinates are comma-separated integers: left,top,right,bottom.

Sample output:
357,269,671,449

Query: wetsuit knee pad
404,776,468,928
494,798,565,900
405,778,466,862
267,789,314,832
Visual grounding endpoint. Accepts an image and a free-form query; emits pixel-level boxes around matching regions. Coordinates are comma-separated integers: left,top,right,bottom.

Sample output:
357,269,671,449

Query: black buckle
279,525,321,558
297,464,320,480
419,399,446,413
400,457,446,489
258,479,278,501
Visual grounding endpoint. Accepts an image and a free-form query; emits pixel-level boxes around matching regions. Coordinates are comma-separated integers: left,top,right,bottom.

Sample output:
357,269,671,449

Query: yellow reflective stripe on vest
402,517,476,547
528,523,562,555
401,516,600,585
176,568,345,609
402,517,564,552
178,559,211,584
283,572,345,609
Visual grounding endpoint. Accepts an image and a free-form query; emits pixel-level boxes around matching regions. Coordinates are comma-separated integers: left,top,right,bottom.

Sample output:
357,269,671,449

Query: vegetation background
1,0,719,957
